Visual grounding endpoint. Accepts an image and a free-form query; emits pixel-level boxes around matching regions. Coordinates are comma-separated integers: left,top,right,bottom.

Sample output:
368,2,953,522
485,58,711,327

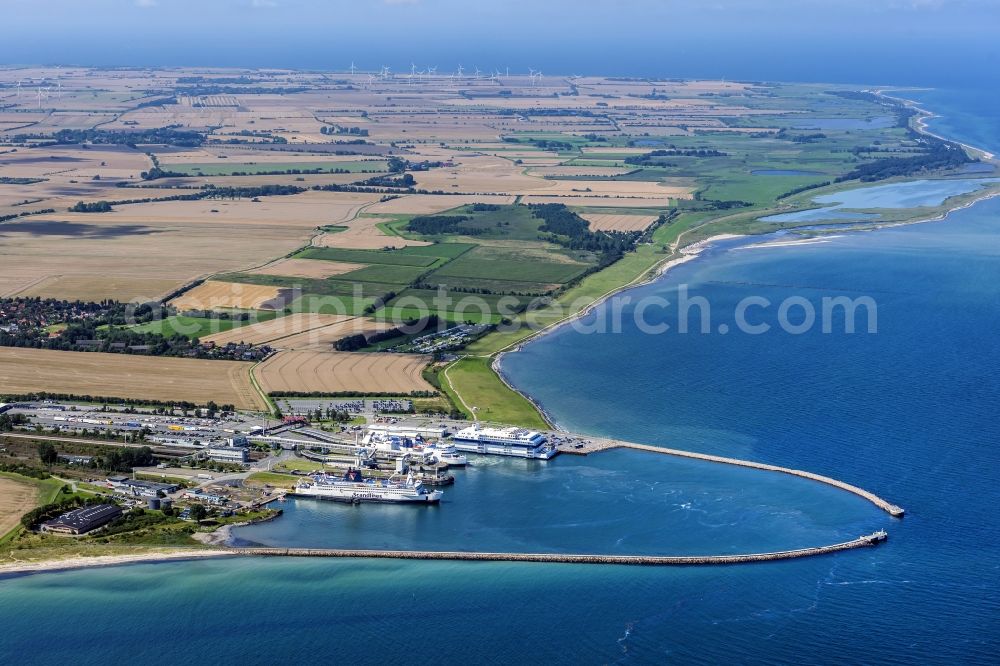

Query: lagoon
761,176,998,222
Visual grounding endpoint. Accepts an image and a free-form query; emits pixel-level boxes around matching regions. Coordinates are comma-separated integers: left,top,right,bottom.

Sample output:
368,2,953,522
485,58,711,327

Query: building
367,423,450,439
41,504,123,535
107,476,180,497
207,447,249,464
184,489,227,505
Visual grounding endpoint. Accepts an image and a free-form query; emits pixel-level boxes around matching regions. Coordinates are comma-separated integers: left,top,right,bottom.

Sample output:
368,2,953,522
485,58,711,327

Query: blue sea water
2,92,1000,664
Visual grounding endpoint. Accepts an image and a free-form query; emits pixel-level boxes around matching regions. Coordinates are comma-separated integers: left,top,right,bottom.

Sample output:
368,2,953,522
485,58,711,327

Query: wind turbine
366,74,376,88
473,66,481,79
15,79,22,97
36,87,44,109
428,65,437,76
349,61,357,75
456,64,464,78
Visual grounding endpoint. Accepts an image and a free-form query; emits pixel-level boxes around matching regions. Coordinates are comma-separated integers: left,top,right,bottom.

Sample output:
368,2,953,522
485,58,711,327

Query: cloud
250,0,278,7
134,0,158,7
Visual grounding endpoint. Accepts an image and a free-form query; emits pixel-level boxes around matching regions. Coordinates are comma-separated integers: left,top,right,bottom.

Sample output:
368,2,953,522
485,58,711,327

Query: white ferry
425,442,468,466
451,424,558,459
293,469,443,504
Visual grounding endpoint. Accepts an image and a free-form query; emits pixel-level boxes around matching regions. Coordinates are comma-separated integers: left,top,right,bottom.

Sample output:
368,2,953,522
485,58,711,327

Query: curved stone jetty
561,439,905,518
228,531,887,567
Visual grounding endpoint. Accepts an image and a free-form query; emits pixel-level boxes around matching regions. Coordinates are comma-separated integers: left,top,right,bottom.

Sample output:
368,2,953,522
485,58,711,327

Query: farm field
199,313,381,348
273,318,390,351
249,258,368,279
169,281,285,311
0,196,329,300
0,66,981,424
0,476,42,540
312,213,430,249
129,313,278,339
0,347,267,411
364,194,516,215
159,160,388,176
581,213,659,232
254,351,433,395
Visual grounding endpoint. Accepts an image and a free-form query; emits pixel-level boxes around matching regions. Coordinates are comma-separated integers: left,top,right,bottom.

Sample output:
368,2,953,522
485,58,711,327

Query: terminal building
41,504,123,535
207,447,249,464
368,423,450,439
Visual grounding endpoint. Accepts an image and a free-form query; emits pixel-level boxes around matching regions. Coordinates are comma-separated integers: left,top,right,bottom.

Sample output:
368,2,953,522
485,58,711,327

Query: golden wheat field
169,281,283,311
254,351,433,394
312,214,430,249
0,347,266,411
272,318,390,351
364,194,516,215
0,477,39,538
201,313,356,347
581,213,659,232
249,258,368,279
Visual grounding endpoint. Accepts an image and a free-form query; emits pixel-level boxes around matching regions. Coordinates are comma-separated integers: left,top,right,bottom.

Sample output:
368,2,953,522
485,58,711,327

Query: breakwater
228,531,886,566
559,439,905,518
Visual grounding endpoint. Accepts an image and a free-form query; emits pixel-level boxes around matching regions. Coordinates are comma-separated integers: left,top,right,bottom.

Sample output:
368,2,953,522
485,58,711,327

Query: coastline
876,87,997,161
488,232,747,432
0,549,233,579
5,86,997,578
490,90,999,429
496,184,1000,430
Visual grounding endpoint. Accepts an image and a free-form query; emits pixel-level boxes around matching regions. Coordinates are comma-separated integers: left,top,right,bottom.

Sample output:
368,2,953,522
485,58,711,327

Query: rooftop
41,504,122,534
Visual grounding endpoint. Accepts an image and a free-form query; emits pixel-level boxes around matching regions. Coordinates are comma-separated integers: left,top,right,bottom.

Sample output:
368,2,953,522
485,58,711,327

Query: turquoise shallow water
3,92,1000,664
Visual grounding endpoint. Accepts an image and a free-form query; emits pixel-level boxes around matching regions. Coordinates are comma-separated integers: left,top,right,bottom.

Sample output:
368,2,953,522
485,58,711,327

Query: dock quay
557,438,905,518
227,531,887,567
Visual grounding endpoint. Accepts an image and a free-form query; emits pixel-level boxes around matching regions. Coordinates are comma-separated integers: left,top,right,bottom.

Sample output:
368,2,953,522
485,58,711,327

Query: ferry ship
293,469,443,504
425,442,468,466
451,424,558,459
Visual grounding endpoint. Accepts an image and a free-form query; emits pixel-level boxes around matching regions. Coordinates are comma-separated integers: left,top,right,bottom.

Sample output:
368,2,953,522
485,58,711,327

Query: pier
558,438,905,518
227,531,887,567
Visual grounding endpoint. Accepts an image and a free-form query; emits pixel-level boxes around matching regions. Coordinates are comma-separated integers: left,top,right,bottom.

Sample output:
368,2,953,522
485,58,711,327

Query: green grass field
245,471,299,488
130,313,278,339
337,263,432,285
297,247,439,267
443,357,549,429
216,272,398,300
428,246,592,284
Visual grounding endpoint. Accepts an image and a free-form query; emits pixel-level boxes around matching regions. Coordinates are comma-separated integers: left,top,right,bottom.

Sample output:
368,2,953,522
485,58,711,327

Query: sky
2,0,998,85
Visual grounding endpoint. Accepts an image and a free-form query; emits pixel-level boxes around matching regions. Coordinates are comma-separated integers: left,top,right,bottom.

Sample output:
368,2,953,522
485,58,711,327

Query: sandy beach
0,549,232,578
